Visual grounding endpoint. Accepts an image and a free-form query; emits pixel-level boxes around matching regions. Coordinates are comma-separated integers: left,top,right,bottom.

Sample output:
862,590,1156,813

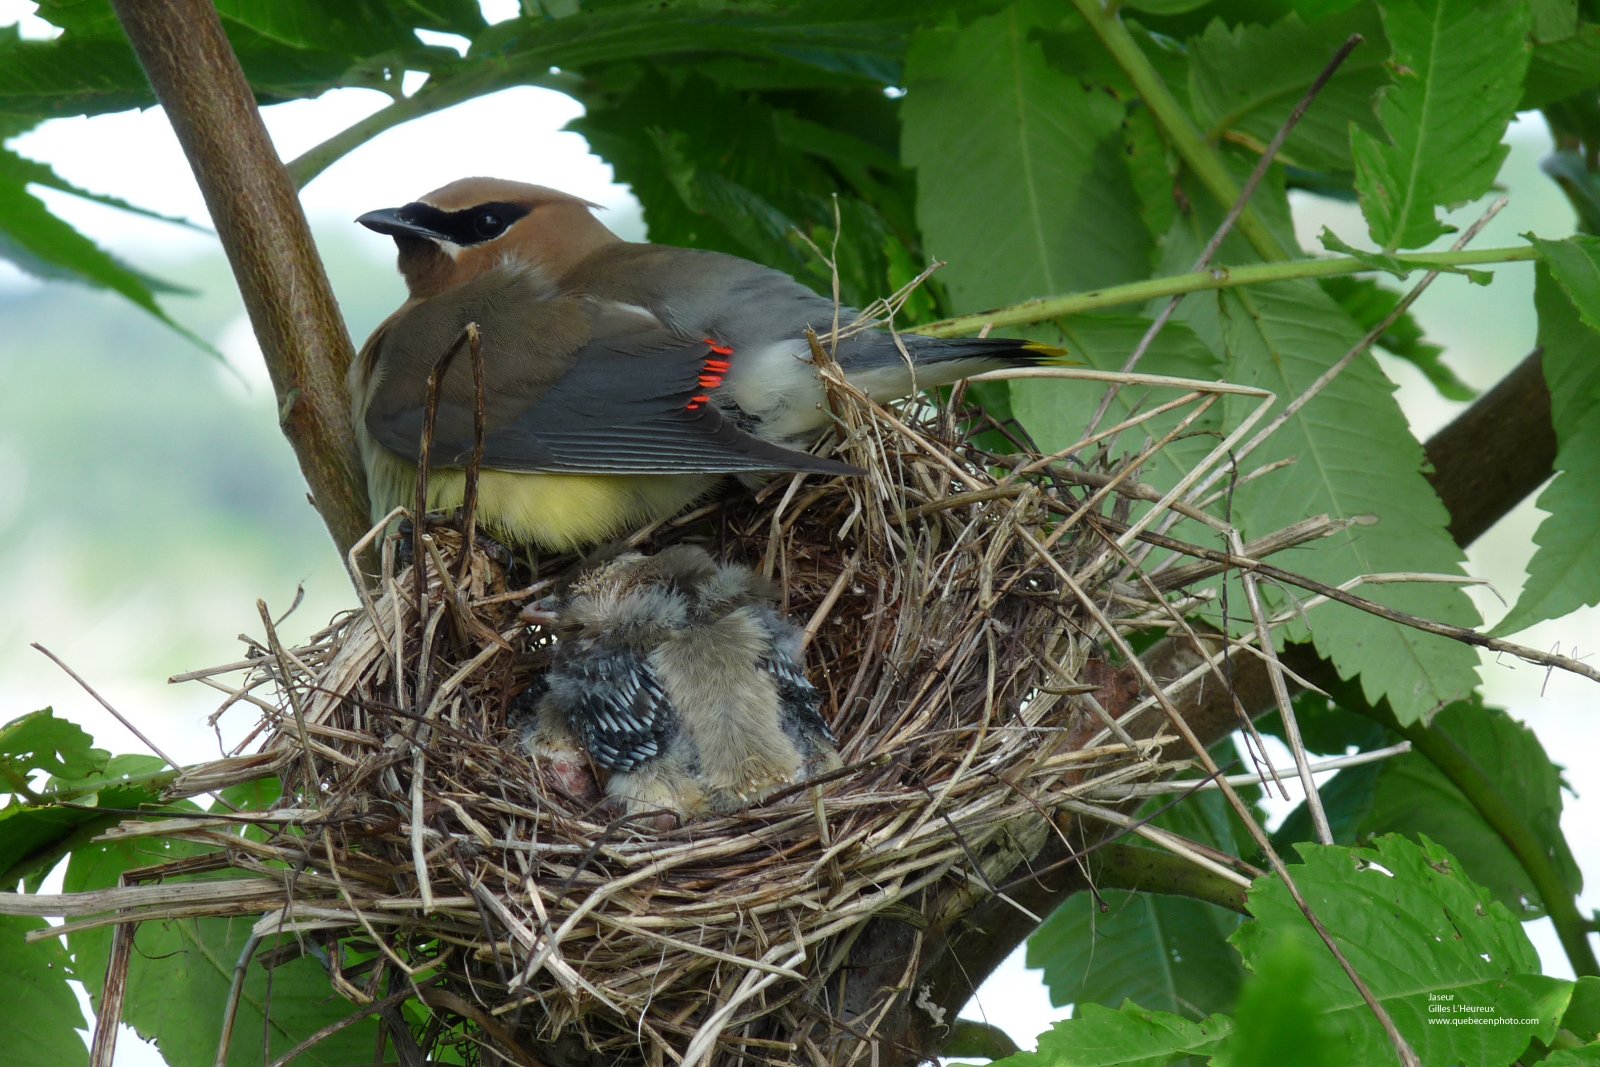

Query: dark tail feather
912,335,1069,369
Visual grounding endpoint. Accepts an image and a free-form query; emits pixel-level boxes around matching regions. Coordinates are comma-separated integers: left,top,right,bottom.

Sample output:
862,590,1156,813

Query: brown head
356,177,621,299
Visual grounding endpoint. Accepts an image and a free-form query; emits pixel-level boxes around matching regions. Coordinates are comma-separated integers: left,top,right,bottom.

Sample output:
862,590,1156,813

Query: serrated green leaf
573,69,910,308
1351,0,1531,251
1,753,172,888
0,915,87,1067
0,707,108,787
1365,700,1582,916
0,22,152,119
1532,233,1600,331
1319,275,1473,400
1028,886,1243,1018
1495,254,1600,633
65,824,380,1067
1233,836,1565,1064
0,147,218,354
1189,7,1389,174
1204,275,1479,723
902,0,1153,312
994,1002,1232,1066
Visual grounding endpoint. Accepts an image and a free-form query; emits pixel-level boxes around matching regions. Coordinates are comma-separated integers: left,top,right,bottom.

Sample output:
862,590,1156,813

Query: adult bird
353,177,1062,551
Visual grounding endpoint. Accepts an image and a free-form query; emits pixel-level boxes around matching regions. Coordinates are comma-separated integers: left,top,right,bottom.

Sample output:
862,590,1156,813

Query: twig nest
185,372,1181,1065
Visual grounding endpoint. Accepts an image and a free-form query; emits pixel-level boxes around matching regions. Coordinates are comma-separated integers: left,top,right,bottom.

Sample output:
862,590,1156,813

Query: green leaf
1559,976,1600,1043
2,0,446,118
1319,275,1474,400
1318,226,1492,285
1028,885,1243,1018
1232,836,1566,1064
0,147,218,354
0,915,88,1067
573,69,911,309
1532,233,1600,331
0,707,108,788
1210,935,1340,1067
1350,0,1531,250
1524,23,1600,107
1189,7,1390,174
902,0,1153,313
0,22,153,119
1008,312,1221,492
1,753,172,889
1494,247,1600,633
1531,0,1579,42
1364,699,1582,916
1543,1049,1600,1066
478,0,986,86
65,824,381,1067
216,0,479,54
1271,759,1383,848
1123,0,1214,13
1200,273,1480,724
1256,689,1392,755
994,1002,1231,1066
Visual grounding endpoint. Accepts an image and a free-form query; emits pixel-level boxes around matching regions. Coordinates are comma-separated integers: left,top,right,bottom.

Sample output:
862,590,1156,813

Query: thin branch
31,643,182,772
916,244,1537,339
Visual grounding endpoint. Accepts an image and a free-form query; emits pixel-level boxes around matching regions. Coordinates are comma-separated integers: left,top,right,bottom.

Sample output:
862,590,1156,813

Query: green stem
1070,0,1291,261
1385,713,1600,977
1092,841,1252,914
286,67,580,189
33,766,179,805
916,244,1539,337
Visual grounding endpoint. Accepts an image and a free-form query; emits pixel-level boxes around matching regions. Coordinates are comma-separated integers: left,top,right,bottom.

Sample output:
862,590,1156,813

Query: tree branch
111,0,371,563
1422,348,1555,545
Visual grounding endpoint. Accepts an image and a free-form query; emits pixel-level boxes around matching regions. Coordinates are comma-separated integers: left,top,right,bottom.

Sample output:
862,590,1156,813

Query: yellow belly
364,448,714,552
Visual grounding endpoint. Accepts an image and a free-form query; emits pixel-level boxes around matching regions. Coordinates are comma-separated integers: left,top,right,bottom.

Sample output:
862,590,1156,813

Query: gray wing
364,278,856,476
546,645,679,772
754,609,834,748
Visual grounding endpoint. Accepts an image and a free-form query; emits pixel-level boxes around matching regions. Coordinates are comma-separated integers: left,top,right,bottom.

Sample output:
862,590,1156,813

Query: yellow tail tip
1022,340,1079,366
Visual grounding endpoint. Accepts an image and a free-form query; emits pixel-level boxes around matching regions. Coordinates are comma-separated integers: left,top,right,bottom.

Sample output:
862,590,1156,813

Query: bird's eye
473,210,507,239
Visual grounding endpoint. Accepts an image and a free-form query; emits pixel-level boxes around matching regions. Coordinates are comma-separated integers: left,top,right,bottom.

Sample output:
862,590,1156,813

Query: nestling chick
526,546,840,820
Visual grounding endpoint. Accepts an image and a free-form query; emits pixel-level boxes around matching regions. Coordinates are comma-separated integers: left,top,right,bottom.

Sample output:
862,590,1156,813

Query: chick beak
520,598,562,628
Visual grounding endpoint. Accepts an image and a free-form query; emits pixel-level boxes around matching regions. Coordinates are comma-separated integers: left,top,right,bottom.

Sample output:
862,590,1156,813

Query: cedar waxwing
525,545,840,819
353,177,1064,552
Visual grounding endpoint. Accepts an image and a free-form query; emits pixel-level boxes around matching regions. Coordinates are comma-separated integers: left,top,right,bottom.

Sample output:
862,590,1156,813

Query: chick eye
473,210,508,239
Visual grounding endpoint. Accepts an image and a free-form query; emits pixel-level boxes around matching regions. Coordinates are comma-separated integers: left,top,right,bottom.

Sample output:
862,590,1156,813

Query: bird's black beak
356,206,449,243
